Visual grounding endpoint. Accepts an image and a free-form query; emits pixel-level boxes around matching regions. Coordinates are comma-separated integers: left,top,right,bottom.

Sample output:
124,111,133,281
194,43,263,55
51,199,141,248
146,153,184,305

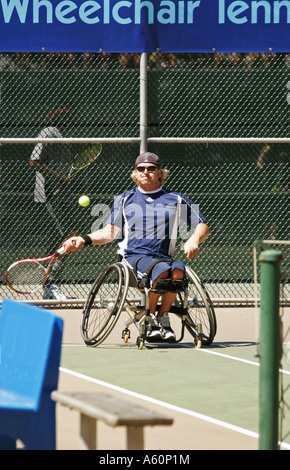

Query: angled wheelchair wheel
176,266,217,346
81,263,129,346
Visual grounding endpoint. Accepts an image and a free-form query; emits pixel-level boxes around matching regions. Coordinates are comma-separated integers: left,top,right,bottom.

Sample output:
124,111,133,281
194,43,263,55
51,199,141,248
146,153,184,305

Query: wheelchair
80,260,217,350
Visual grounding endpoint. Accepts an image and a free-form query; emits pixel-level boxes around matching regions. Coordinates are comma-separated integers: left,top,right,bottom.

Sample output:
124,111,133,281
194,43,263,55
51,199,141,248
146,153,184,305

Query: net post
139,52,148,154
259,249,283,450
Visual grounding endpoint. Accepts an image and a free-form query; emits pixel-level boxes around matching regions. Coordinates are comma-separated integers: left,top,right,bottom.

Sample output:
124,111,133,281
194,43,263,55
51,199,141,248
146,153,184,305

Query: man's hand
183,223,210,260
63,236,85,254
183,238,199,260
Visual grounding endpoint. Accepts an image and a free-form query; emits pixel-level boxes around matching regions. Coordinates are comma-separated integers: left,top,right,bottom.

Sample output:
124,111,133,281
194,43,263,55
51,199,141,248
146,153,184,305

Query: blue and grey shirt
108,186,206,260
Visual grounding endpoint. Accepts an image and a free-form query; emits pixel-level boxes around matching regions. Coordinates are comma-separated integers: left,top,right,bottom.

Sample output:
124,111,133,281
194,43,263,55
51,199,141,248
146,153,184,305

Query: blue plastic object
0,299,63,450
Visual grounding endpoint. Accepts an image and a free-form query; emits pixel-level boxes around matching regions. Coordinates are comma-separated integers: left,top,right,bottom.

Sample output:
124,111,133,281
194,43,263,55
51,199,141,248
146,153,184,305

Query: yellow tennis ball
78,195,90,207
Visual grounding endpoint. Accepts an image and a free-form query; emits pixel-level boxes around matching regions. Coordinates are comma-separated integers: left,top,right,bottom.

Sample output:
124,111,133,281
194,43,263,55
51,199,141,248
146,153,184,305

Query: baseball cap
135,152,161,167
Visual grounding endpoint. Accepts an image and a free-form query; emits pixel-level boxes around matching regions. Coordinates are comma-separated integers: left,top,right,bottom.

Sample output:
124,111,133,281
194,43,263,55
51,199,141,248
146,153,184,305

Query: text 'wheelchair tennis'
80,261,217,350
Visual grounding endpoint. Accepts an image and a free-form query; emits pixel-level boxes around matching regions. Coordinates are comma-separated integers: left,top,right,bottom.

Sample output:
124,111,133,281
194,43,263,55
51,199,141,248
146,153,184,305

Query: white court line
62,343,290,375
60,366,290,450
193,347,290,376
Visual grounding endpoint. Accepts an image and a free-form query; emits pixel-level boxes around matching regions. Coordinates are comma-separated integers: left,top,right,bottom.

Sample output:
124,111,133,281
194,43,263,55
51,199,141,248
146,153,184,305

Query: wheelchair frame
80,261,217,350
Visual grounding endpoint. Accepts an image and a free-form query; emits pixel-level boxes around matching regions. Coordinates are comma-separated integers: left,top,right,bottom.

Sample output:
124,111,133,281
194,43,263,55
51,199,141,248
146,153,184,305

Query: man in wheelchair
63,152,209,342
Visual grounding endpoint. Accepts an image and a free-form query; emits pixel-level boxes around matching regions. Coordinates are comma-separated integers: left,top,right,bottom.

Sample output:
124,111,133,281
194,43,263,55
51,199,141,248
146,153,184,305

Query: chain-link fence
0,52,289,306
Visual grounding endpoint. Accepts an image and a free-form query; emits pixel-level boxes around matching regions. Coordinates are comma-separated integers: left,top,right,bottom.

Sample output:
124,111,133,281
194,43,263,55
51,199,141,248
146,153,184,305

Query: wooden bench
51,391,173,450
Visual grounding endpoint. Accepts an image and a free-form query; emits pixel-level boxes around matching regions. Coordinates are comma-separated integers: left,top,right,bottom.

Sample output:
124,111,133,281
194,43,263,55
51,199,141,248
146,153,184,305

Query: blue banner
1,0,290,53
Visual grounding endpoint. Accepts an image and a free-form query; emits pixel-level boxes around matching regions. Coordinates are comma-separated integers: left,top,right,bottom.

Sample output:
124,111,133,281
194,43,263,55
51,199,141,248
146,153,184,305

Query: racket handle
55,246,65,257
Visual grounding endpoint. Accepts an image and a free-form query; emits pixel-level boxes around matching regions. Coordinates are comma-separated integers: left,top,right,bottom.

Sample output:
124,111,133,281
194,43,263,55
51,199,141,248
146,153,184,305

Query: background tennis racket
5,246,66,294
67,142,102,180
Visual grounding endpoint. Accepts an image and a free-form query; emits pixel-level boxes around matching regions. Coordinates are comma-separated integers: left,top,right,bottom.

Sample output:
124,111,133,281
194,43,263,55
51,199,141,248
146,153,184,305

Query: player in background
29,107,75,300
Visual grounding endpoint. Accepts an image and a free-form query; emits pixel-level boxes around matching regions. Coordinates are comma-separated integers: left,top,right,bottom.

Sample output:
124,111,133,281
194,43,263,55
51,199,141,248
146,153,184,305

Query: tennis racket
5,246,66,294
67,142,102,180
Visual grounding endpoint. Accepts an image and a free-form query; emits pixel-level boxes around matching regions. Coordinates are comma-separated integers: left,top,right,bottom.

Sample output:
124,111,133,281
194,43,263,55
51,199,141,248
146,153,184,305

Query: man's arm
183,222,209,260
63,224,119,253
29,160,70,184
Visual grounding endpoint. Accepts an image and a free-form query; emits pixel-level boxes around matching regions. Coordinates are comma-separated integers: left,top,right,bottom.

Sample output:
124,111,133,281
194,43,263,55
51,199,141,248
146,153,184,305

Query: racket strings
73,144,102,170
7,261,46,293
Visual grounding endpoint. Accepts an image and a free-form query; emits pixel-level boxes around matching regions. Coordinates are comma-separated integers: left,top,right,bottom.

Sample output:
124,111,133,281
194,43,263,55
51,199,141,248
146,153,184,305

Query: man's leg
149,268,184,316
124,256,185,340
148,268,184,341
149,270,170,315
158,268,184,317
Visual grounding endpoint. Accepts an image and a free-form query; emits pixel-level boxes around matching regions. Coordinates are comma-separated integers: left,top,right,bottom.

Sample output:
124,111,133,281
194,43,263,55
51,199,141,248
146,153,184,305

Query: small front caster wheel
195,338,202,349
136,336,144,350
124,333,129,343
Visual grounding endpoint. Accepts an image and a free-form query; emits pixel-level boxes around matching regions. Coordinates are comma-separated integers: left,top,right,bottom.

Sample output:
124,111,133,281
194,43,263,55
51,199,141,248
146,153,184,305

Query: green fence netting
0,52,289,305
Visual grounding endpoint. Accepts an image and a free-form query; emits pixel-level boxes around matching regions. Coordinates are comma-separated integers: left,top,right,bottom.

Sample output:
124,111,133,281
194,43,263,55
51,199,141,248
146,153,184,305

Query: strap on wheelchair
133,257,177,290
153,278,188,293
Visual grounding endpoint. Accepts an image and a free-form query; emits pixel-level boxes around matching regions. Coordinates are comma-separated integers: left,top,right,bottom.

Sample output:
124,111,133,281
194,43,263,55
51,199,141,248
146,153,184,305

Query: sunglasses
136,166,158,172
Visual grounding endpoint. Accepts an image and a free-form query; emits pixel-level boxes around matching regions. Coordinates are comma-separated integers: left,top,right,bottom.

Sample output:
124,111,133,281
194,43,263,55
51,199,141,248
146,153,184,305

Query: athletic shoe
43,284,67,300
158,313,176,342
146,317,162,340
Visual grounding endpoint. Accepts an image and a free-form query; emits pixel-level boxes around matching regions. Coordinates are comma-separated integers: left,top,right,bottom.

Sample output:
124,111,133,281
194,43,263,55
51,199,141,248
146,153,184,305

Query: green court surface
57,307,290,450
61,344,261,432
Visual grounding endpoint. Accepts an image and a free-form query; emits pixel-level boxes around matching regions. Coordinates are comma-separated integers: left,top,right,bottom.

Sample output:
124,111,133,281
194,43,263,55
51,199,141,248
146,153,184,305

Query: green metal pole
259,250,283,450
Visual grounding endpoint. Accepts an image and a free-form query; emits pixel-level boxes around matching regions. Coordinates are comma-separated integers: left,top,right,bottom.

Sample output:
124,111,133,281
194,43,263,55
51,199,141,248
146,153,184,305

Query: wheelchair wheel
81,263,129,346
176,266,217,346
